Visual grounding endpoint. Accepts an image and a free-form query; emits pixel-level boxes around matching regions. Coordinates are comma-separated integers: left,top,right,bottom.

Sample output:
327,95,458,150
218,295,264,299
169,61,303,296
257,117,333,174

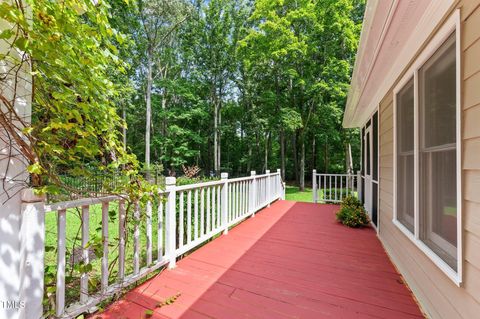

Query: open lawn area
285,185,313,202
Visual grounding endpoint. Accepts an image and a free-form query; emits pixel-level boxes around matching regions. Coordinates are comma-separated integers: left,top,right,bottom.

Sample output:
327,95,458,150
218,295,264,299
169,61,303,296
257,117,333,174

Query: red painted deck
94,201,424,319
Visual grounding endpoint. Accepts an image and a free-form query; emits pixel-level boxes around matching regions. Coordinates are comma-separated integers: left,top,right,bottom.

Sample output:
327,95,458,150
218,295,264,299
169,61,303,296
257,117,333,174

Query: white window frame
393,10,462,286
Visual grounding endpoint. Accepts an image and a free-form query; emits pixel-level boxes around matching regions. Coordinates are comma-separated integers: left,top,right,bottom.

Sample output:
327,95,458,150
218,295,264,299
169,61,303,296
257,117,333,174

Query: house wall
378,1,480,318
0,3,32,318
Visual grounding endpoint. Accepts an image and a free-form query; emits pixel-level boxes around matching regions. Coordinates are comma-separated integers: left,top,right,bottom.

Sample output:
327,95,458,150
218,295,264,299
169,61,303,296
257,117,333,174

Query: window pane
419,33,457,270
366,132,370,175
396,78,415,233
373,112,378,181
361,127,365,175
421,34,456,149
372,182,378,227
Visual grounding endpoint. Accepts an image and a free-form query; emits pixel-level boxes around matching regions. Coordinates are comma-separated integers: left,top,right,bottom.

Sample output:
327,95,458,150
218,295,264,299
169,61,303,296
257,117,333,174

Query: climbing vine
0,0,151,199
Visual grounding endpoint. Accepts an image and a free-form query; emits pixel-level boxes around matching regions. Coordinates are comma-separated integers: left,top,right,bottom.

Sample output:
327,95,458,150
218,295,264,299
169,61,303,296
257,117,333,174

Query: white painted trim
360,109,380,233
375,110,380,234
344,0,455,128
455,9,463,285
414,69,420,240
391,10,462,286
392,219,460,283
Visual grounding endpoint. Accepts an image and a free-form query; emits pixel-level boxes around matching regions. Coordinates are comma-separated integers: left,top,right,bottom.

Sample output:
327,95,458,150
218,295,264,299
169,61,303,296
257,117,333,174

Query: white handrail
36,169,284,318
312,170,361,203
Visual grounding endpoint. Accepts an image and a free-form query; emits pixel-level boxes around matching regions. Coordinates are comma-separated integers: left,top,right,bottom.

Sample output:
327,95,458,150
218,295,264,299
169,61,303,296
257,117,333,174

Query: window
419,33,457,270
396,78,415,233
365,131,371,175
393,11,461,284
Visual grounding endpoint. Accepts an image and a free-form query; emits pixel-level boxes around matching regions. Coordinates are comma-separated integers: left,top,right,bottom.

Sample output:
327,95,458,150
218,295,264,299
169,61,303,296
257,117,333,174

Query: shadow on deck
93,201,424,319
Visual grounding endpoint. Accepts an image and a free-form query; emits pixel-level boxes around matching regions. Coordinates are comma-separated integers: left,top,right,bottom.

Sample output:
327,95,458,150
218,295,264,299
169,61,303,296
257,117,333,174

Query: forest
110,0,365,190
0,0,365,199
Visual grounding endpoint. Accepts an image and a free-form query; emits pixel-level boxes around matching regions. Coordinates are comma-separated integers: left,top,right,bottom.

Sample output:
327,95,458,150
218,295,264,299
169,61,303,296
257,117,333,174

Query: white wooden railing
31,170,284,318
312,170,361,203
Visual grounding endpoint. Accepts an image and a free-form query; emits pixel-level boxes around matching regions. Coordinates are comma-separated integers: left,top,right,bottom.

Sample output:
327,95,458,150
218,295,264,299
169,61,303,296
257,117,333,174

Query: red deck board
92,201,424,319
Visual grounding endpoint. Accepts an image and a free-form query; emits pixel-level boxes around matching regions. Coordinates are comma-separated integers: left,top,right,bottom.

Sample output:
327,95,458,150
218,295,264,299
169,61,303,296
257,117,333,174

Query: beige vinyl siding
376,1,480,317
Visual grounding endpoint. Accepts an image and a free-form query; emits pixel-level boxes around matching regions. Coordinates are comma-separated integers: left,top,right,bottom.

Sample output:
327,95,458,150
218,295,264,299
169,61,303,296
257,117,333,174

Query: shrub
336,195,369,228
341,195,363,209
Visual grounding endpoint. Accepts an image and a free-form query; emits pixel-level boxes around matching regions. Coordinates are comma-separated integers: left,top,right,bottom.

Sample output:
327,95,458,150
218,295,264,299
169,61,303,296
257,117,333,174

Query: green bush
341,195,363,209
336,195,369,228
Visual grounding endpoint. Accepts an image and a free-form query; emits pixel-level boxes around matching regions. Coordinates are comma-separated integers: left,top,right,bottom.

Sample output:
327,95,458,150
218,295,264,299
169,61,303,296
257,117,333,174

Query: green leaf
0,29,14,39
144,310,154,317
14,37,28,51
27,163,44,175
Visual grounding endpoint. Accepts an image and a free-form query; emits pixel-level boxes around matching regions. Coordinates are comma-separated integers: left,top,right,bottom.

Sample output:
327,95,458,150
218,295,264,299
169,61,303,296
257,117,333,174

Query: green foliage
341,194,363,209
0,0,148,196
106,0,364,181
336,195,369,228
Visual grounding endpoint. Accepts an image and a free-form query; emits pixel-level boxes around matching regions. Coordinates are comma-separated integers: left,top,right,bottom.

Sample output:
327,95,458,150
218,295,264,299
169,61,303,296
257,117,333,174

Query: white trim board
344,0,455,128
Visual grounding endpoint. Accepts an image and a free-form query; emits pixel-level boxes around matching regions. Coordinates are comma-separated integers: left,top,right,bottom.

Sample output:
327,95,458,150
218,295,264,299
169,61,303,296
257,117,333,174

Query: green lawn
285,185,313,202
44,200,163,310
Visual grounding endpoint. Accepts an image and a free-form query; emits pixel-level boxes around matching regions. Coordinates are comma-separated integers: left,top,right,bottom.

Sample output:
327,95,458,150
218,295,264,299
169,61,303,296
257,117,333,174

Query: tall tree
137,0,188,170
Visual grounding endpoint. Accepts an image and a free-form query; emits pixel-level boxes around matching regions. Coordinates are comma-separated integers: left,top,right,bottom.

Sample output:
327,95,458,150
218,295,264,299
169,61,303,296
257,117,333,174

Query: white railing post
118,199,126,281
133,202,140,275
251,171,257,216
266,169,271,207
165,177,177,269
312,169,317,203
101,202,109,294
19,189,46,319
277,169,282,199
357,170,362,201
146,200,153,265
80,205,89,304
221,173,229,235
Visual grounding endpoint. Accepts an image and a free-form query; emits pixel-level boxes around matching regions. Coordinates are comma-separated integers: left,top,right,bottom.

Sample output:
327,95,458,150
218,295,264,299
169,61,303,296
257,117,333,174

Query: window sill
392,219,461,287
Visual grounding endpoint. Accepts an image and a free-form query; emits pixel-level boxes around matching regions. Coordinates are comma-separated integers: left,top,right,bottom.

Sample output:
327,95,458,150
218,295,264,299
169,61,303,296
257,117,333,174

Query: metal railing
31,169,285,318
312,170,362,203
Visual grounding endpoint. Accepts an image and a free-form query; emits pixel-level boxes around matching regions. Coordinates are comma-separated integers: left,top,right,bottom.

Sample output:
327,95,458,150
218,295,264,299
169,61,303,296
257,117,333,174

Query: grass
285,185,313,202
285,185,360,204
44,200,165,313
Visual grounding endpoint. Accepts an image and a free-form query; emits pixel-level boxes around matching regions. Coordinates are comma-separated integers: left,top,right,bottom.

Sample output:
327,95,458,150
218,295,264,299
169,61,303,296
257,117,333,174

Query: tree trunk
264,131,269,172
161,87,167,162
122,104,127,151
300,133,305,191
218,106,221,175
312,135,316,172
247,144,252,173
213,102,219,176
280,129,285,180
293,133,299,184
145,51,153,169
324,136,329,173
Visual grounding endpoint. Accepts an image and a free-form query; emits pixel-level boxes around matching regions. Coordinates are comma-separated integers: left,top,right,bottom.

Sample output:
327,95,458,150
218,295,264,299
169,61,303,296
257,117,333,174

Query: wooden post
266,170,271,207
165,177,177,269
221,173,229,235
118,199,126,281
133,202,140,275
312,169,317,203
101,202,109,294
80,206,90,304
251,171,257,216
277,169,282,199
19,189,46,319
146,200,153,265
357,170,362,202
56,209,66,317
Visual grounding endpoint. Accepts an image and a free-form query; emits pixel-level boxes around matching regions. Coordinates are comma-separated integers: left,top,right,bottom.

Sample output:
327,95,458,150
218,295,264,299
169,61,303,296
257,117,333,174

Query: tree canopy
113,0,365,190
1,0,365,195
